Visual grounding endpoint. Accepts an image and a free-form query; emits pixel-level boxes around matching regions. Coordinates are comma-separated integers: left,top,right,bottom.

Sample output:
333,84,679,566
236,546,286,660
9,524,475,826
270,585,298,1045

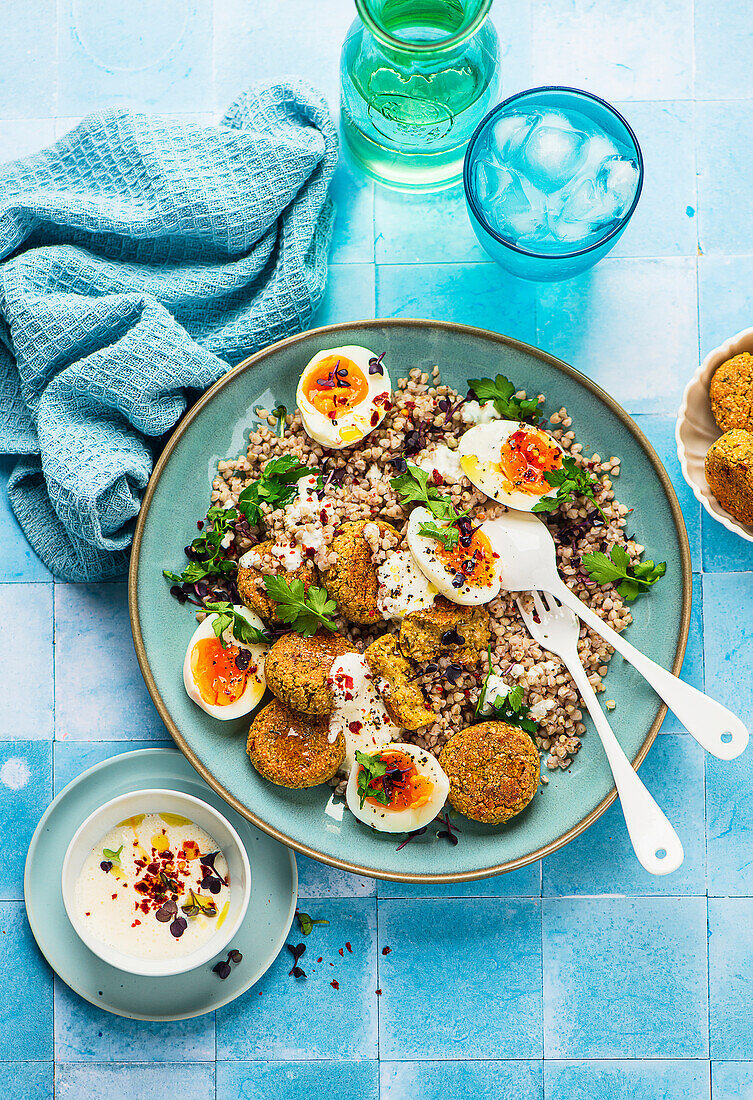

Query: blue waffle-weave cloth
0,80,337,581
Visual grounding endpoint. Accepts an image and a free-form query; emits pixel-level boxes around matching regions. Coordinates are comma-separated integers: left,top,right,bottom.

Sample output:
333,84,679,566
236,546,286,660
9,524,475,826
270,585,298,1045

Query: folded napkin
0,80,337,581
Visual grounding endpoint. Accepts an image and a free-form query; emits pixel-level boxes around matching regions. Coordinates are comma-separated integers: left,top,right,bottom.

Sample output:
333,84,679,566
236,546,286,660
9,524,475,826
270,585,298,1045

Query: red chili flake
431,469,443,486
147,862,159,874
382,946,392,955
348,720,363,735
317,957,323,963
338,948,344,957
376,989,382,995
85,912,90,917
331,980,339,990
346,942,352,953
370,410,379,426
320,509,329,524
197,519,204,530
372,392,390,406
131,920,141,927
111,893,117,900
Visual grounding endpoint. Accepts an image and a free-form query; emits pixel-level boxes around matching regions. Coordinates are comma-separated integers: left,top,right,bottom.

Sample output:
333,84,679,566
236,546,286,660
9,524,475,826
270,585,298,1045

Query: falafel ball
246,699,344,788
439,721,540,824
237,540,317,622
364,632,432,729
399,598,490,668
264,630,357,716
705,428,753,525
710,352,753,433
323,519,401,624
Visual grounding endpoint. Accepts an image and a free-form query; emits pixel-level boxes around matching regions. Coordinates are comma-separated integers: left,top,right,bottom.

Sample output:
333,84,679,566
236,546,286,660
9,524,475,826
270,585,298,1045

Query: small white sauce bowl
676,325,753,544
61,789,251,977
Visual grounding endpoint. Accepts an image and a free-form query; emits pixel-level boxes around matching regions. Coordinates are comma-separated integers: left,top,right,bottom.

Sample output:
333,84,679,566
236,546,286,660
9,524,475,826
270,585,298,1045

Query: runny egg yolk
190,637,251,707
498,427,562,495
362,749,435,811
302,354,370,419
436,525,498,589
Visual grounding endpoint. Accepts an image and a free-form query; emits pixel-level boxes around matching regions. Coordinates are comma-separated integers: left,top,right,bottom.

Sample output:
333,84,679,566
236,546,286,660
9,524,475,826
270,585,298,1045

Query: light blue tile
706,748,753,897
0,583,53,740
296,854,376,898
0,460,52,581
542,735,706,896
544,1059,710,1100
382,1059,543,1100
536,258,698,415
54,980,214,1062
53,740,176,795
377,263,537,346
374,185,487,265
55,1061,214,1100
0,1063,53,1100
712,1061,753,1100
330,162,374,265
378,898,542,1059
0,742,52,901
529,0,693,100
491,0,533,99
697,102,753,256
702,572,753,720
0,902,53,1059
702,510,753,574
216,898,377,1060
217,1060,379,1100
213,0,353,115
57,0,213,116
709,898,753,1059
0,120,56,166
695,1,753,100
658,572,704,723
631,414,702,568
54,582,166,740
314,264,375,328
377,861,541,899
698,255,753,357
611,101,698,259
542,897,709,1058
0,1,56,117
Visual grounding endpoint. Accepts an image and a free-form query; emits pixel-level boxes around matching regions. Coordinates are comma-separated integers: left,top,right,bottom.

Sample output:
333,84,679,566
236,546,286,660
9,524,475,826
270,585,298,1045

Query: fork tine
531,590,547,619
515,597,534,630
542,591,557,612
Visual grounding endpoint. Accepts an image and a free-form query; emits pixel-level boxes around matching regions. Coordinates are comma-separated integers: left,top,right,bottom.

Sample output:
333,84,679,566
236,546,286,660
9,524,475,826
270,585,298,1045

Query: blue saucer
24,748,297,1021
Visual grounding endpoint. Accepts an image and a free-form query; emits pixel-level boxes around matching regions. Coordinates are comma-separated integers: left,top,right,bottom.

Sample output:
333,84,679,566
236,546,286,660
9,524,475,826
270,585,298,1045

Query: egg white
376,548,438,620
345,742,450,833
296,344,392,449
458,420,564,512
183,606,267,721
405,506,501,606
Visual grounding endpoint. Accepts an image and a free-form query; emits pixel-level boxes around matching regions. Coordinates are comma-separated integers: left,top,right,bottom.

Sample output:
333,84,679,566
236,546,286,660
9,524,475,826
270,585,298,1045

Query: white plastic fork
517,590,684,876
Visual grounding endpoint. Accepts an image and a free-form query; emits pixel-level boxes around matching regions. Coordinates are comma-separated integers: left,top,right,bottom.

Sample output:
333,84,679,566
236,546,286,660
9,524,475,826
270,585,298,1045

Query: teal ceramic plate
24,749,297,1020
130,320,691,883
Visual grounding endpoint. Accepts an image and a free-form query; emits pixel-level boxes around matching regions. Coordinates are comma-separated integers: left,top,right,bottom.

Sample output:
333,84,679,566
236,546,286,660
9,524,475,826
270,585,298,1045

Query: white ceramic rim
61,788,252,978
676,325,753,544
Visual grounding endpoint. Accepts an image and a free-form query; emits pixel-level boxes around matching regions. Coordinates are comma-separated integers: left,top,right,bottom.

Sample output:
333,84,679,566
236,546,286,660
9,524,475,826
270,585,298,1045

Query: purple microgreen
286,943,307,978
159,871,178,893
99,860,112,873
396,826,427,851
440,627,466,646
213,960,231,979
164,506,239,585
228,949,243,965
169,916,188,938
368,351,385,375
155,899,177,923
435,811,461,846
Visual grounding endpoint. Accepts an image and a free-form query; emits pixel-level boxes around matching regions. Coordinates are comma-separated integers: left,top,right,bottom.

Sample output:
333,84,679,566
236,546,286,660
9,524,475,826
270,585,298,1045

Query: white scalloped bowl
677,326,753,544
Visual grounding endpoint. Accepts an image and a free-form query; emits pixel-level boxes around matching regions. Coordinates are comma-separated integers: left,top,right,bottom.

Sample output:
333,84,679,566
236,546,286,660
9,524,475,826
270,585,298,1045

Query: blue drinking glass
463,86,644,281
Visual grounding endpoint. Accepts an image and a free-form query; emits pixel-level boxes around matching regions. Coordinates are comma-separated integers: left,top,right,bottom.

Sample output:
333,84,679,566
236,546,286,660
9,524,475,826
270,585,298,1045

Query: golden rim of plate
129,318,692,884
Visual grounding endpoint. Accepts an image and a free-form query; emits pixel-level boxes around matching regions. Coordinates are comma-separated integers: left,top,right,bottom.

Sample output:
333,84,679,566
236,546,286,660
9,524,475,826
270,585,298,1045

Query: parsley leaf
531,454,606,520
263,575,337,636
489,684,539,735
581,544,667,601
418,521,459,550
203,601,272,648
163,506,238,584
390,464,464,523
467,373,543,423
355,750,389,808
237,456,320,527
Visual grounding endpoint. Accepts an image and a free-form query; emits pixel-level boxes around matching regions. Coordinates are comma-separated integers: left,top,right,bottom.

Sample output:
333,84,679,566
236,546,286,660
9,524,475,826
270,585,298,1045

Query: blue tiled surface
0,2,751,1097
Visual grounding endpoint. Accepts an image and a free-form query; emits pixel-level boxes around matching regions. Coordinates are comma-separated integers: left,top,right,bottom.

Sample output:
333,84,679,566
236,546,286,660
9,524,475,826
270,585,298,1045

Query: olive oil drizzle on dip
74,813,229,959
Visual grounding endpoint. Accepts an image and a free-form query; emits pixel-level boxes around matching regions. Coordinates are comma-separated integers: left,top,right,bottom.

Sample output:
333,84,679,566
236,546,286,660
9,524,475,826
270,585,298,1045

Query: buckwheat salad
167,345,666,839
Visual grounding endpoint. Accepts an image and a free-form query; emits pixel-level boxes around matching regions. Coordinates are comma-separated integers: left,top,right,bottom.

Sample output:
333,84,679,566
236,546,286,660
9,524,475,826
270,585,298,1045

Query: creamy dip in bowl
62,789,251,977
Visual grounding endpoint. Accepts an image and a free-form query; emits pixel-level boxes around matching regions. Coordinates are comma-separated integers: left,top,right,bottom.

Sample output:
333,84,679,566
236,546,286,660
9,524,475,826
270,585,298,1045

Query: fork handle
552,581,749,760
564,654,684,875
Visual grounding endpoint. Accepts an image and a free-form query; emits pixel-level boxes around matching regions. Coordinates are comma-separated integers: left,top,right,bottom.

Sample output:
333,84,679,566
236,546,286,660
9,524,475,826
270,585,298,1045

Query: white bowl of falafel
677,327,753,543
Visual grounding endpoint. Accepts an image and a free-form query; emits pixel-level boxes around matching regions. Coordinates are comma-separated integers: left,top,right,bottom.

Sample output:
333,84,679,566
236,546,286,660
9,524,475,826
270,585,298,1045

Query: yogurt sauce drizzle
327,652,400,769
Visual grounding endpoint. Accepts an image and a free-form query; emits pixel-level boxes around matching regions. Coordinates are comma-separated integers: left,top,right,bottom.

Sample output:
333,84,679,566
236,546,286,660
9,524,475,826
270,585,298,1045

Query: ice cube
549,176,624,243
520,111,588,193
474,158,513,205
597,155,640,214
489,111,540,165
486,169,548,241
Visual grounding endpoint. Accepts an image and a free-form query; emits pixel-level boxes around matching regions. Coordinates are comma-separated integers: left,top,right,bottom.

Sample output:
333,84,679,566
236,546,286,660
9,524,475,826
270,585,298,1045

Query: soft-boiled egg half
296,345,391,449
183,606,267,720
458,420,564,511
346,743,450,833
405,506,501,605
